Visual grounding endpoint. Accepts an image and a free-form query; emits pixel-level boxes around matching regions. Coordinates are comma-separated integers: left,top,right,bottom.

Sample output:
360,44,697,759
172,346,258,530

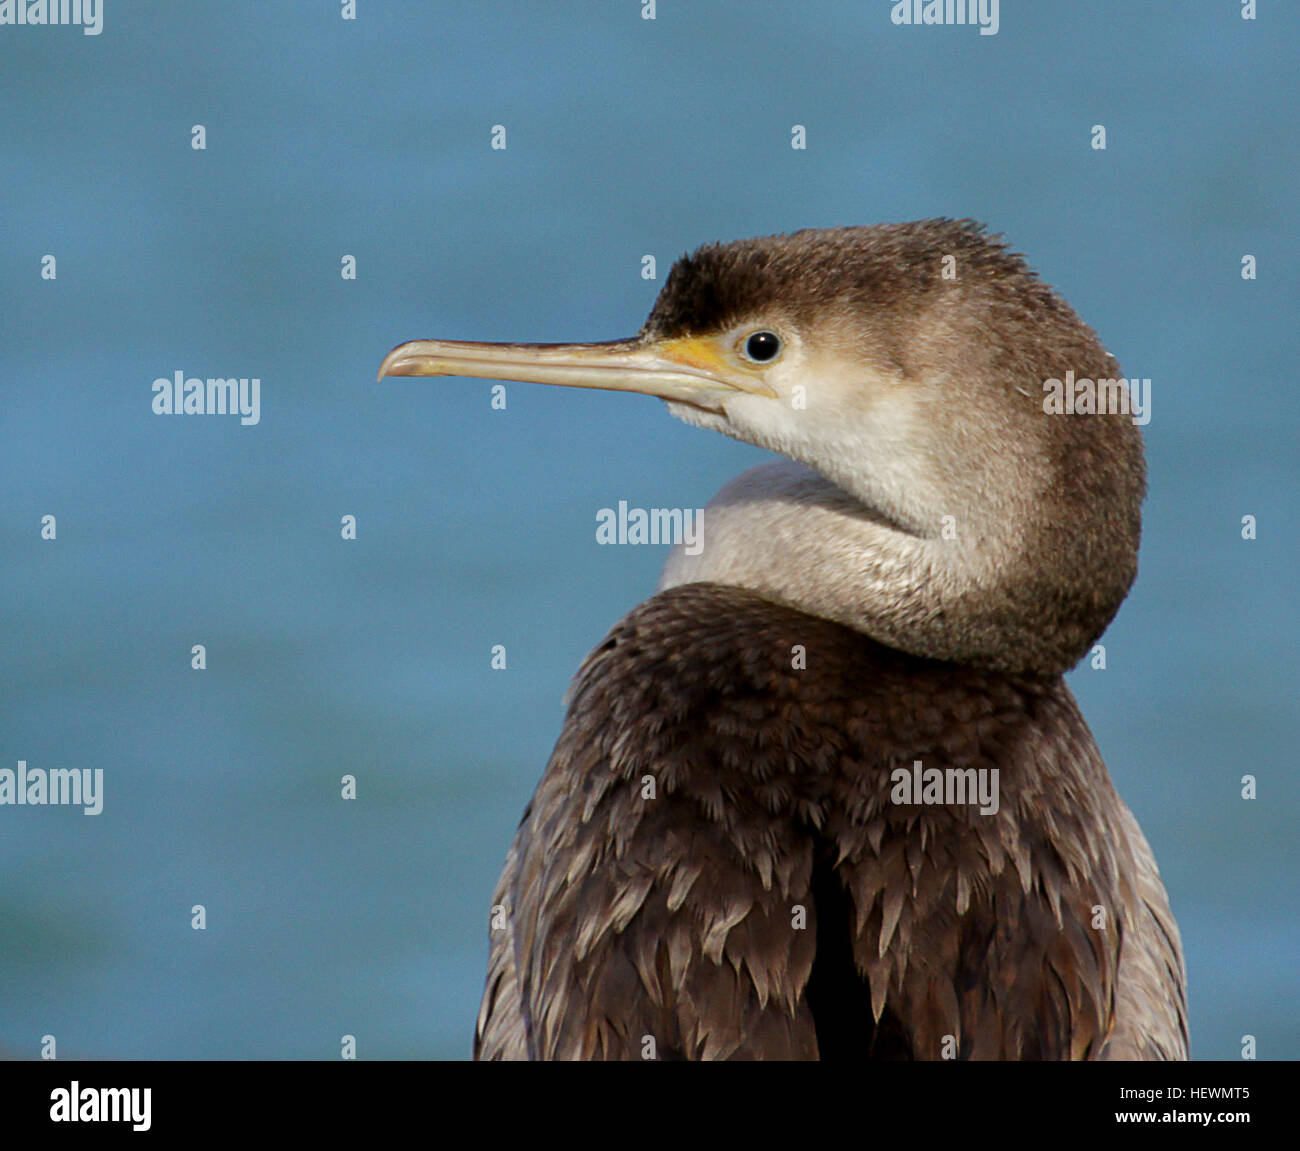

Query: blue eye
743,331,782,362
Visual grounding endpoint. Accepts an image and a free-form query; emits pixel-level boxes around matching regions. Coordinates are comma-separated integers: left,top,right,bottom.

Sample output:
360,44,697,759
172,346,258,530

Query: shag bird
380,219,1188,1060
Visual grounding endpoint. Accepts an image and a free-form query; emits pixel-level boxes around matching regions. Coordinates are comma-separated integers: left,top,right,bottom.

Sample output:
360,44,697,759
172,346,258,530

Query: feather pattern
474,583,1188,1060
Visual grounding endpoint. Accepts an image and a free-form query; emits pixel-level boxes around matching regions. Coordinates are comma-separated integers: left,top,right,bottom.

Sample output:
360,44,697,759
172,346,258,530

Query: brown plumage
474,584,1185,1060
380,218,1188,1060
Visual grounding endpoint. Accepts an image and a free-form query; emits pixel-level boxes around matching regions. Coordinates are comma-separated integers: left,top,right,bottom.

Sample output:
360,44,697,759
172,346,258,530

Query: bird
379,218,1188,1061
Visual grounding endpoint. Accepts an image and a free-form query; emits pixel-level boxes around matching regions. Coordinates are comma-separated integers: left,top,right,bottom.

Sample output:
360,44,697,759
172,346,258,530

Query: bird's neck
657,460,1062,676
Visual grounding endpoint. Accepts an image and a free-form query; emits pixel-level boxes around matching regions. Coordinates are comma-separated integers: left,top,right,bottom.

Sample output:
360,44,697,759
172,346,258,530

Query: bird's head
380,220,1145,675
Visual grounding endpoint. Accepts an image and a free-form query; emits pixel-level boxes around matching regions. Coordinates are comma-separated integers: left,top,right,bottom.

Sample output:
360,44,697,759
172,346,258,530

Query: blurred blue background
1,2,1296,1060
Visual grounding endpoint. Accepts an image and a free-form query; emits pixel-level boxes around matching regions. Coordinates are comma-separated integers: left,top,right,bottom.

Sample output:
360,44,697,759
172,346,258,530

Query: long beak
377,335,774,410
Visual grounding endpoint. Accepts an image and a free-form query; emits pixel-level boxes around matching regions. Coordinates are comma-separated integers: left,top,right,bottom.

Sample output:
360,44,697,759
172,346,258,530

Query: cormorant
380,219,1188,1060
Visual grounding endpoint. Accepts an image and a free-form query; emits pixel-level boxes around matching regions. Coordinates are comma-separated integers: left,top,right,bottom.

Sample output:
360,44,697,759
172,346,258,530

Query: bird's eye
742,330,782,363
